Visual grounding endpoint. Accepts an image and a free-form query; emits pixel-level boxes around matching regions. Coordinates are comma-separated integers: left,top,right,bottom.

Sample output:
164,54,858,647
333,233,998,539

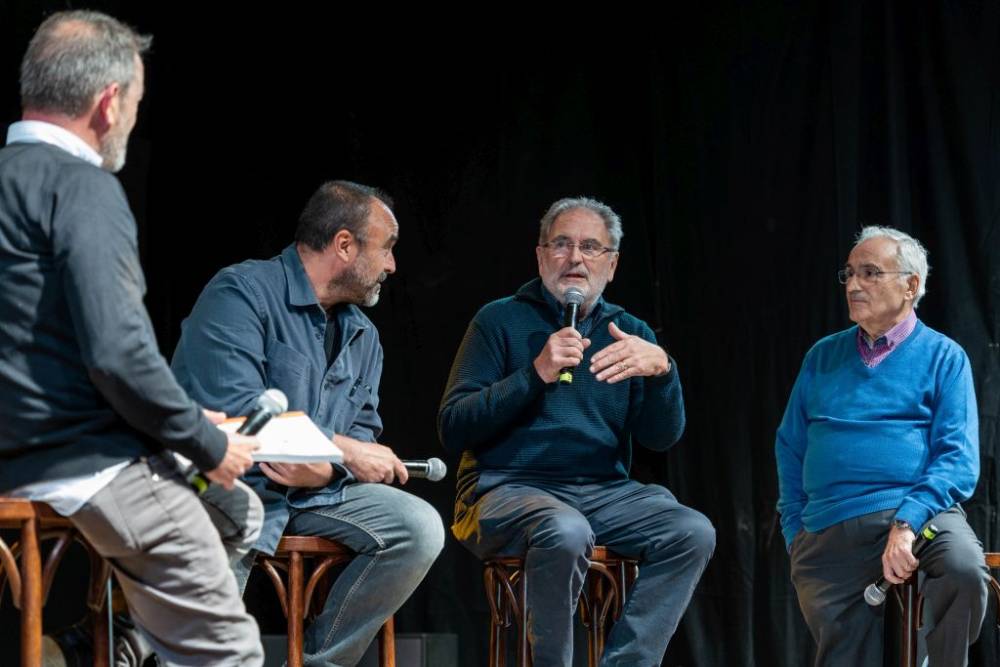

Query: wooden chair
482,545,639,667
897,551,1000,667
256,535,396,667
0,498,111,667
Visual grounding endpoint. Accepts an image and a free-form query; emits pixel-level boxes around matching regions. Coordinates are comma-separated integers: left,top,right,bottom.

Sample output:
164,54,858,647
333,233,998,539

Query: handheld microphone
401,458,447,482
558,287,586,385
187,388,289,494
863,523,939,606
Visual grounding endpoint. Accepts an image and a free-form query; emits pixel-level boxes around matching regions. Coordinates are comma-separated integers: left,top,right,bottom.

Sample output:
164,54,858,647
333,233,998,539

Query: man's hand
337,435,408,485
202,408,227,425
534,327,592,383
590,322,670,383
259,461,335,488
881,524,918,584
205,432,259,490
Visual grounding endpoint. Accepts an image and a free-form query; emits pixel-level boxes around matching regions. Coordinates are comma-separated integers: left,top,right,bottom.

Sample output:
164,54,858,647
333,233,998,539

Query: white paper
217,412,343,463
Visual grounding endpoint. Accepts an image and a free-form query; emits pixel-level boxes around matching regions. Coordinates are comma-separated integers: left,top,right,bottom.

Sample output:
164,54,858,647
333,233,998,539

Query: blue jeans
233,482,445,667
454,478,715,667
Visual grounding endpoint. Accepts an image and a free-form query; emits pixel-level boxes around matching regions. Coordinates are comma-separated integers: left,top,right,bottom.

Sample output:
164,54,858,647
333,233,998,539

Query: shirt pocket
265,339,311,405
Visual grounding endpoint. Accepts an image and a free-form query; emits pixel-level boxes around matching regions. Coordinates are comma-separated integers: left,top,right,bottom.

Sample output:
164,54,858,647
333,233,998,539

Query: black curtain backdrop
1,2,999,665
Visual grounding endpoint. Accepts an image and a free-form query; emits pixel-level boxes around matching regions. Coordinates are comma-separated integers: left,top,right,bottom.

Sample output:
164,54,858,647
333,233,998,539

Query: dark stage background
2,1,1000,665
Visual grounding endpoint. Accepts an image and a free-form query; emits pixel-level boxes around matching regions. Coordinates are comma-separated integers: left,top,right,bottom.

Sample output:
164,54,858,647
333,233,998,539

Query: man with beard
438,197,715,666
0,10,264,665
171,180,445,666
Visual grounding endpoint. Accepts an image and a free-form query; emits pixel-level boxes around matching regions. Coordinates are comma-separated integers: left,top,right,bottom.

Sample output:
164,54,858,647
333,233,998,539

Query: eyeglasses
837,266,912,285
541,238,618,259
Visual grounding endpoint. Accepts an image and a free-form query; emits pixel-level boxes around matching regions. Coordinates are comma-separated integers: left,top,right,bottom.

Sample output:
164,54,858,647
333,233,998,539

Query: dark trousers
454,478,715,667
790,507,989,667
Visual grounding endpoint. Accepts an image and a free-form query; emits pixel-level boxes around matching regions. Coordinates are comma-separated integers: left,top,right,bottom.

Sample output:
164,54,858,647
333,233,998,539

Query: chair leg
287,551,304,667
378,615,395,667
20,517,41,667
516,570,530,667
585,571,602,667
897,577,919,667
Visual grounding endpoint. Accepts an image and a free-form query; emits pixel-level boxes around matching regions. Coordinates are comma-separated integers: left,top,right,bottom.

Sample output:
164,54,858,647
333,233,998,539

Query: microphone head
863,583,886,606
563,287,585,306
259,388,289,415
426,457,447,482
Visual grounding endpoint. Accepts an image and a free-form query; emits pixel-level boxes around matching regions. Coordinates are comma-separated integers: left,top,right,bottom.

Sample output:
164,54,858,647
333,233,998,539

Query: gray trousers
790,507,989,667
69,455,265,667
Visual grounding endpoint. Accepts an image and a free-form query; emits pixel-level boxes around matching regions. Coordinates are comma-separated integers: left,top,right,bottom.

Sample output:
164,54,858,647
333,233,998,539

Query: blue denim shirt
171,244,384,554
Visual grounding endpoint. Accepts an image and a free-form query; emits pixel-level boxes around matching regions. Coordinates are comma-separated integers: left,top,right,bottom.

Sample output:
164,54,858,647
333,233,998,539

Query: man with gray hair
0,10,264,665
439,197,715,665
776,226,989,665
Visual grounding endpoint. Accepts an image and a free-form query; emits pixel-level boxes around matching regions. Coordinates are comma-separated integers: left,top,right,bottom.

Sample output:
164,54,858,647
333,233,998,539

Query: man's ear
906,273,920,301
330,228,358,263
93,82,121,134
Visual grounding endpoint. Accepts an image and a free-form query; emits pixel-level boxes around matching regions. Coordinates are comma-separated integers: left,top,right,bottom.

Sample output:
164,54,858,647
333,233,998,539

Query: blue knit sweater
775,320,979,548
438,279,685,498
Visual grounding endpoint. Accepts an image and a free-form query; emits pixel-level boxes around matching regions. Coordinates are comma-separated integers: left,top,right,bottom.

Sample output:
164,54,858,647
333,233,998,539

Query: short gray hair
855,225,930,308
20,10,151,117
539,197,623,249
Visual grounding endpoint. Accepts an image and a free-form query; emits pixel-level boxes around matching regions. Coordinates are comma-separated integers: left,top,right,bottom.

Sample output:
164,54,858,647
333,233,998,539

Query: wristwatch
892,519,914,533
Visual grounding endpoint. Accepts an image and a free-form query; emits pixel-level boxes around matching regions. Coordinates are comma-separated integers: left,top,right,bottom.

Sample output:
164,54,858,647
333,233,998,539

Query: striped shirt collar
856,310,917,367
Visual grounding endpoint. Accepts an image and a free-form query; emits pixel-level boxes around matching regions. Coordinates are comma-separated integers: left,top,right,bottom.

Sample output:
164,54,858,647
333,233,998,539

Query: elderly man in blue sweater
439,197,715,666
776,226,989,666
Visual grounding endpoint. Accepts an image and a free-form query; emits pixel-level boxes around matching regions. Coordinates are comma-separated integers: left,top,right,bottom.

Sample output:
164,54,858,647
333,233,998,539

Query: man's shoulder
797,327,857,371
205,254,287,298
473,293,523,324
912,320,963,352
0,142,118,191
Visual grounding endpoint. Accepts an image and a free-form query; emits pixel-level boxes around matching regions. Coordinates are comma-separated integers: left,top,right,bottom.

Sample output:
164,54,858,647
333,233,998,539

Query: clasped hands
533,321,671,384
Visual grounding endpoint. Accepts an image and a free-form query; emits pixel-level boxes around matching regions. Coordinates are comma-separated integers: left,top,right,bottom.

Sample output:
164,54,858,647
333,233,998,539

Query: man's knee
652,508,715,563
532,512,595,560
392,494,446,568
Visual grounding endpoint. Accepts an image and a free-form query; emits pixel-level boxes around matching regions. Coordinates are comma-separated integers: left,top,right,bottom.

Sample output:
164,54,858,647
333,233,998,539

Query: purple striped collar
856,310,917,367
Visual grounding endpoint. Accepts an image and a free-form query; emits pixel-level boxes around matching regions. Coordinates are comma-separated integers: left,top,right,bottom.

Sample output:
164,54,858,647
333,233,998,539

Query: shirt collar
281,244,322,307
858,310,918,349
6,120,103,167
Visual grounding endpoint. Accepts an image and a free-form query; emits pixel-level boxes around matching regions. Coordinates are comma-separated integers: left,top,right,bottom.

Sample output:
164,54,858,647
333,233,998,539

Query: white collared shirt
6,120,103,167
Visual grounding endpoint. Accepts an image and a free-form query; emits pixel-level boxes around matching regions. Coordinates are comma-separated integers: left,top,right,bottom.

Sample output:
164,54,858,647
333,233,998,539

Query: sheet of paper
217,411,343,463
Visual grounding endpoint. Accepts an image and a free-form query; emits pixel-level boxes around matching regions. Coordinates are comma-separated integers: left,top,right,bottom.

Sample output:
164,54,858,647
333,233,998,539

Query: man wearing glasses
776,226,989,665
439,197,715,666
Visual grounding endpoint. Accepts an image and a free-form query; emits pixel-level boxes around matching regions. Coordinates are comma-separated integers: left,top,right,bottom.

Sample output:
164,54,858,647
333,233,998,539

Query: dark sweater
0,141,225,491
438,278,684,497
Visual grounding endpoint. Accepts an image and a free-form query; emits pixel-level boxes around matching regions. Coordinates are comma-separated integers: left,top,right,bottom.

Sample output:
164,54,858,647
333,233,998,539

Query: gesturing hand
590,322,670,383
533,326,592,383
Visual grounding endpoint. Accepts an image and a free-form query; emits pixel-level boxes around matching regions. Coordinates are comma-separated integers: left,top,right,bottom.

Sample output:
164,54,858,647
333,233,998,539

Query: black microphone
558,287,586,385
863,523,939,606
186,389,289,494
402,458,447,482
